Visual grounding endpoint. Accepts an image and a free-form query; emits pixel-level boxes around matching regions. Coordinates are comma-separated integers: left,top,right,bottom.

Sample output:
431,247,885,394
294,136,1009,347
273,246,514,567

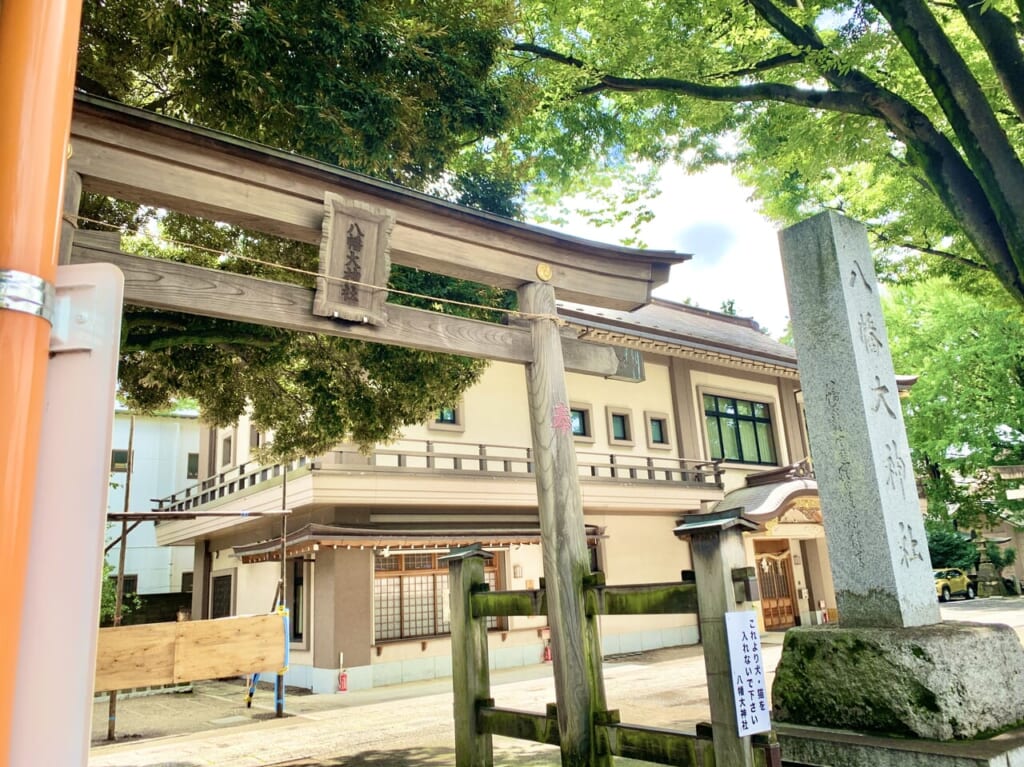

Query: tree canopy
76,0,521,459
77,0,1024,460
78,0,517,182
925,525,976,570
886,277,1024,526
505,0,1024,307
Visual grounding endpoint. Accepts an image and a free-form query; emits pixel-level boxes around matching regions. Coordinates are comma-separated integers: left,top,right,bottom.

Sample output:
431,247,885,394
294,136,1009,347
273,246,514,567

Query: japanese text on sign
724,611,772,736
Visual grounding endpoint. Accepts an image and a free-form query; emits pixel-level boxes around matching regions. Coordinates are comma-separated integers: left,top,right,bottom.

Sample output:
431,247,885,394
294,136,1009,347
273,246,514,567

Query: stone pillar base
772,622,1024,740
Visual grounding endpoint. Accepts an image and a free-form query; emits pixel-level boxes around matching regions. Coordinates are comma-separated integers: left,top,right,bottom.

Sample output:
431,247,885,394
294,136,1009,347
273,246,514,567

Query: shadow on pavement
268,745,581,766
269,747,453,766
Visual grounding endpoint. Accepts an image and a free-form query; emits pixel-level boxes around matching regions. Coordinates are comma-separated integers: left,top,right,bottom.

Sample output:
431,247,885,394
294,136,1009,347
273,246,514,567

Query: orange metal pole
0,0,84,755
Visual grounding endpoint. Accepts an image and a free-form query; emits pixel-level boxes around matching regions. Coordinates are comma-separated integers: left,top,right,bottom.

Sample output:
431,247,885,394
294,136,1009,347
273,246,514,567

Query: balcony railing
155,457,308,513
350,439,722,483
155,440,722,513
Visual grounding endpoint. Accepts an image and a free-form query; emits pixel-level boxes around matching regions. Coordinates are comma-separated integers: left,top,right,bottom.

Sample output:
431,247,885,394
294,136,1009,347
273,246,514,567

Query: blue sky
540,163,792,338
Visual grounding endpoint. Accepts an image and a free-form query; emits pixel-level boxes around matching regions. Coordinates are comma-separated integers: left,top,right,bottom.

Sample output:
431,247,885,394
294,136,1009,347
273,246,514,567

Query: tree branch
512,42,590,70
576,72,882,113
514,12,1024,306
712,52,807,80
870,228,991,271
872,0,1024,269
514,42,879,116
141,93,177,113
746,0,829,51
954,0,1024,124
74,72,113,99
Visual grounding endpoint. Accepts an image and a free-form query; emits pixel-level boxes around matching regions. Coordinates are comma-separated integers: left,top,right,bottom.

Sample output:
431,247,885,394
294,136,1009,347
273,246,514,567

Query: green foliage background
503,0,1024,307
77,0,523,459
885,278,1024,527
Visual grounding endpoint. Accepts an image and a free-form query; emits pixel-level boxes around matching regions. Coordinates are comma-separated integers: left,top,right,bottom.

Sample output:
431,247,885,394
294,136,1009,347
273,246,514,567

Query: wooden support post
277,471,288,717
58,169,82,266
676,511,761,767
444,546,494,767
519,282,610,767
108,415,136,740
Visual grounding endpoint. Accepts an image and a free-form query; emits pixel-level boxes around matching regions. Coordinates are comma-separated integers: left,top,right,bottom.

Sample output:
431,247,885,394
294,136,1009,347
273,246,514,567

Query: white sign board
724,611,772,736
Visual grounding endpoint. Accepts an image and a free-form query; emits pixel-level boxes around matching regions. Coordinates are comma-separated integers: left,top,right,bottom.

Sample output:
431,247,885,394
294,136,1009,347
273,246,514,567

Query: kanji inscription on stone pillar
780,212,940,629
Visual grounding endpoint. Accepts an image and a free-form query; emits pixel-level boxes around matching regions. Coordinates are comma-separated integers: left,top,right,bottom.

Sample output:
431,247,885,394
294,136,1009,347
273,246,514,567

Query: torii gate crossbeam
8,89,689,766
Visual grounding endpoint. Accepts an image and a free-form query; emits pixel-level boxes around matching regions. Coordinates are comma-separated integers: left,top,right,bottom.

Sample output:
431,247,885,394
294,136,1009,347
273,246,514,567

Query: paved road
939,595,1024,633
88,598,1024,767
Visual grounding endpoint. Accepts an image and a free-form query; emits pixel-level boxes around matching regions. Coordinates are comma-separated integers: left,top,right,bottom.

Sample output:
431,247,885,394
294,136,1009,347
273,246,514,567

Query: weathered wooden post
675,509,762,767
444,544,494,767
519,281,611,767
59,169,82,266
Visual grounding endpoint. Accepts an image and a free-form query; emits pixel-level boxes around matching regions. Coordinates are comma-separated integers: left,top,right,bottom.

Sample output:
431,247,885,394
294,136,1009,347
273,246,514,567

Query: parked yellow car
934,568,976,601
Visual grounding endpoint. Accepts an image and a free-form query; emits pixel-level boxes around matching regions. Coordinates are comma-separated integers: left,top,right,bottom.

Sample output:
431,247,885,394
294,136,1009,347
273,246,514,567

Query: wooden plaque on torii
314,193,394,325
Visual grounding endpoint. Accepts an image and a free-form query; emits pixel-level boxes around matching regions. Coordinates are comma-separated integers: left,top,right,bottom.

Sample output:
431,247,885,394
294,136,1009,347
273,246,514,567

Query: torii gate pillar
520,281,611,767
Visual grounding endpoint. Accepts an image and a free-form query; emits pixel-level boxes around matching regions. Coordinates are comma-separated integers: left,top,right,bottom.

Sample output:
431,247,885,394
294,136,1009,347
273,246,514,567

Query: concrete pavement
91,641,756,767
88,599,1024,767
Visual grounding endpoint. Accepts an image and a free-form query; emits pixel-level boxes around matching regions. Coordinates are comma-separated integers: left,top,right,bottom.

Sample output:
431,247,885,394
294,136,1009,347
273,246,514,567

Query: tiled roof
558,298,798,372
233,523,605,562
709,479,818,523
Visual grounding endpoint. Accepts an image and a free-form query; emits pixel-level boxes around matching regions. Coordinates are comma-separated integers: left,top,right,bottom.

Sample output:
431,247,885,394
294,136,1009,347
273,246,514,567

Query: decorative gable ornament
314,193,395,325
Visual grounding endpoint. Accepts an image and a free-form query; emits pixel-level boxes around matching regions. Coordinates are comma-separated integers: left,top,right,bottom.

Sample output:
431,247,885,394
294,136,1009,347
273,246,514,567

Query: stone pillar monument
780,212,937,628
773,212,1024,743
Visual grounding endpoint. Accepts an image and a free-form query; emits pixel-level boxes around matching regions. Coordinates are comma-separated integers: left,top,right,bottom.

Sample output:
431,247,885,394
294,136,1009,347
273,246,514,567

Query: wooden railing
155,441,722,513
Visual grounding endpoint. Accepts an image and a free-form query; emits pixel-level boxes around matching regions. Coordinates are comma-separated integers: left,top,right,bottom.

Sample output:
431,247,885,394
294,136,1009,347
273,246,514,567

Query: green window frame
110,448,130,473
611,413,629,441
570,408,589,437
703,394,778,465
186,452,200,480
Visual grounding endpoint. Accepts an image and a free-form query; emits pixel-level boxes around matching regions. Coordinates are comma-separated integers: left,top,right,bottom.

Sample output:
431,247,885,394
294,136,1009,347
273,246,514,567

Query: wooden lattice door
756,550,797,630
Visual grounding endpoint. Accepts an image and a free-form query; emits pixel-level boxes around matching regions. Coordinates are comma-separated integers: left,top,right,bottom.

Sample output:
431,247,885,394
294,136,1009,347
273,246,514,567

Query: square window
109,573,138,594
429,403,464,432
645,412,671,449
186,452,200,480
210,573,233,619
110,448,130,473
703,393,778,465
568,403,594,442
606,407,634,446
571,409,588,436
291,558,306,643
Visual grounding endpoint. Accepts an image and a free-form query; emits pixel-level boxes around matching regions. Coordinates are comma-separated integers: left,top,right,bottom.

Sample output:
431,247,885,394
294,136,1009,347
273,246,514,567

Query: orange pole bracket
0,0,85,757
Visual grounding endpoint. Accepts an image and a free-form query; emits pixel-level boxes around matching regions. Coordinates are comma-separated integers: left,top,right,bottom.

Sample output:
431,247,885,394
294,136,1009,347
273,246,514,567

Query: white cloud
535,163,792,337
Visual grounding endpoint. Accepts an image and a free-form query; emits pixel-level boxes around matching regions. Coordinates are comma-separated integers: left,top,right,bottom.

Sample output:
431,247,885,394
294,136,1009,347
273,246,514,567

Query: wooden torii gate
56,95,686,766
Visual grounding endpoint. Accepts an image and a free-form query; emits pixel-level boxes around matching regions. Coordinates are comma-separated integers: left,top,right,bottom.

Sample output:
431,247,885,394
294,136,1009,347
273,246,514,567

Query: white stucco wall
105,408,201,594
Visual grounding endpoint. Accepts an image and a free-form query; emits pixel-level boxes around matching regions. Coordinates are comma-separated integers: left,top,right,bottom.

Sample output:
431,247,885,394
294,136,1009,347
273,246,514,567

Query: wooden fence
446,548,781,767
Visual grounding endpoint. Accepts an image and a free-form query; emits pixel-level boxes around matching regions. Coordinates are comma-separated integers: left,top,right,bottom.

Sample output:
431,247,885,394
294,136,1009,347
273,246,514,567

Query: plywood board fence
94,613,286,693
